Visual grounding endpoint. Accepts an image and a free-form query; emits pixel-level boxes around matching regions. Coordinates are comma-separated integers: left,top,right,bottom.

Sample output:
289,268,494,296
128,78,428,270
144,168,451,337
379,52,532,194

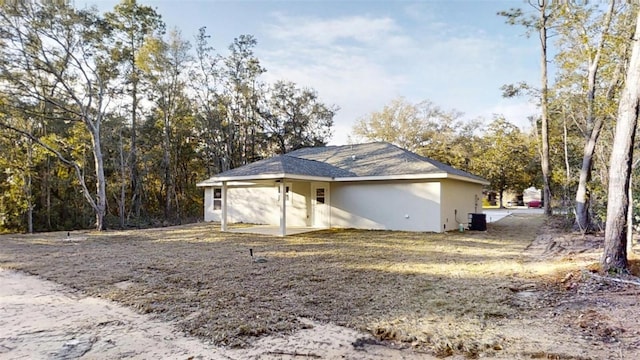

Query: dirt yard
1,213,640,359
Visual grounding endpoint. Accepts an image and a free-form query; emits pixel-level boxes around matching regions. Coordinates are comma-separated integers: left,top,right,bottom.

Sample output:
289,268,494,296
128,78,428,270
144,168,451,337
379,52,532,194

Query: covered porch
199,175,332,237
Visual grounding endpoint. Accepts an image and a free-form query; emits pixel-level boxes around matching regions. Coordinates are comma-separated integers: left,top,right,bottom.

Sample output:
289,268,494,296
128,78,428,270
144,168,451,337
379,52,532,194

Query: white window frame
315,187,325,204
213,187,222,211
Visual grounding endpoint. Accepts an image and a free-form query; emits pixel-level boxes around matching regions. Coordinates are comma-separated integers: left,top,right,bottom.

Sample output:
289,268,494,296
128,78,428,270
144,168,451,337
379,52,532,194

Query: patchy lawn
1,214,640,359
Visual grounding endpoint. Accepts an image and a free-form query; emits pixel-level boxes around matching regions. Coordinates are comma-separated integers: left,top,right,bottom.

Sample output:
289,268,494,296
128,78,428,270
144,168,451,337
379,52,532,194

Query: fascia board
445,174,491,186
334,173,447,182
334,173,490,185
197,172,489,186
196,173,333,186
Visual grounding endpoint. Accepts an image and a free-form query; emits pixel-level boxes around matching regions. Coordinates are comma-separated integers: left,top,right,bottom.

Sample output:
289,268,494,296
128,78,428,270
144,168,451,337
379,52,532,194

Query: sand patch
0,269,429,359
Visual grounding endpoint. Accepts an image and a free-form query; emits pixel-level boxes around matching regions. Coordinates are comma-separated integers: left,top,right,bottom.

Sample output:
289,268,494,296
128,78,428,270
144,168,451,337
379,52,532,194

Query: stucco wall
203,182,311,226
291,182,312,226
439,179,483,231
204,179,483,233
203,187,215,222
329,180,442,232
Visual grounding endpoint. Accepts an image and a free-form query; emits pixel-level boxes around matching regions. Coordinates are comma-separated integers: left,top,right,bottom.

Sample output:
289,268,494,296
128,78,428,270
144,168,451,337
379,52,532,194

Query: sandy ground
0,268,433,360
3,215,640,359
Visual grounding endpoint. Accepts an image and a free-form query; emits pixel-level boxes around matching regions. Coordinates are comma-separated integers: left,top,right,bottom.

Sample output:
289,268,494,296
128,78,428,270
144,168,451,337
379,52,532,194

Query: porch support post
279,180,286,236
221,181,228,232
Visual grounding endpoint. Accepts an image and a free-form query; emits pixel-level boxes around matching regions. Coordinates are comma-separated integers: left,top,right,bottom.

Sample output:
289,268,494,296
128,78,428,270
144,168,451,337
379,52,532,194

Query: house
196,142,489,235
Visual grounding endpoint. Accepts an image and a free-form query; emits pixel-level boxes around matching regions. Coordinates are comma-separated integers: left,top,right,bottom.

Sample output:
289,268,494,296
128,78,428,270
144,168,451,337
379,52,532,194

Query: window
316,188,325,204
213,188,222,210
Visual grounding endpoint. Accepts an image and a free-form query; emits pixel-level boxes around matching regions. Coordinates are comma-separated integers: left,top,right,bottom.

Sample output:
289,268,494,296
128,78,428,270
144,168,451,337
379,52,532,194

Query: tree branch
0,121,99,213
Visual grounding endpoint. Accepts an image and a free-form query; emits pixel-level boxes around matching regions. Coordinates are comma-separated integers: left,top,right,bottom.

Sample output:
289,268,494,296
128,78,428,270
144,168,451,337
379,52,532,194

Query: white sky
85,0,542,145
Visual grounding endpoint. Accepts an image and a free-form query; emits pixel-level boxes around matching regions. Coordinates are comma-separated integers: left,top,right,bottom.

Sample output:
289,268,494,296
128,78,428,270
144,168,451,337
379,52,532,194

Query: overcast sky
86,0,541,145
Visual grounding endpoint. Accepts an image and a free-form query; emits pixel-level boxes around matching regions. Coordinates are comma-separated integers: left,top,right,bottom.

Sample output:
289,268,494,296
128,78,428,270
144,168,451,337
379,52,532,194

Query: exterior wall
329,180,442,232
204,185,277,224
204,179,483,233
439,179,484,231
290,182,312,226
204,187,215,222
203,182,310,226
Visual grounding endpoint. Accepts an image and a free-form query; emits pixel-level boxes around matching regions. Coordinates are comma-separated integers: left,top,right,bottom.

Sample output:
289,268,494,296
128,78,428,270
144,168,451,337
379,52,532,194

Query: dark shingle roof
206,155,355,179
290,142,483,179
199,142,487,184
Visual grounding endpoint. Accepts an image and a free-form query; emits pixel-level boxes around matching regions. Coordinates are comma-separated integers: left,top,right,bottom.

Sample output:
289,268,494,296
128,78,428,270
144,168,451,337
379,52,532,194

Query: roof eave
334,173,447,182
197,172,489,186
445,173,491,186
196,173,334,186
334,173,490,185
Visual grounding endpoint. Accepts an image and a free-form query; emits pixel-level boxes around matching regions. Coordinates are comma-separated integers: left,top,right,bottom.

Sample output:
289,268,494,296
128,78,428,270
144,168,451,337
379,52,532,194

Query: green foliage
260,80,336,154
0,1,337,232
474,117,538,203
351,97,478,170
350,98,540,201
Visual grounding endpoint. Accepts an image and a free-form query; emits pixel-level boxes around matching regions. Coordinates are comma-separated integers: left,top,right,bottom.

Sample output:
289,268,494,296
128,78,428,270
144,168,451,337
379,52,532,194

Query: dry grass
1,214,639,358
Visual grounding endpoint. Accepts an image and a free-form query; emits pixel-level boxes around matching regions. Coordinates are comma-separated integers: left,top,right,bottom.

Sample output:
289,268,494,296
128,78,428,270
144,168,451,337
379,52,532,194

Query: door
311,182,330,228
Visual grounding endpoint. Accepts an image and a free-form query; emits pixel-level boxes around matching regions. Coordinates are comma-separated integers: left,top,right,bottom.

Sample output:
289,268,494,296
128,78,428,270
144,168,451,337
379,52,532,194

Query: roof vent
351,155,356,161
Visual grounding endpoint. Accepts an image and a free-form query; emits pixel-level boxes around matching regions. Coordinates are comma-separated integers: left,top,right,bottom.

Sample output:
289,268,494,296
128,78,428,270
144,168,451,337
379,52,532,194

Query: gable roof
197,142,489,186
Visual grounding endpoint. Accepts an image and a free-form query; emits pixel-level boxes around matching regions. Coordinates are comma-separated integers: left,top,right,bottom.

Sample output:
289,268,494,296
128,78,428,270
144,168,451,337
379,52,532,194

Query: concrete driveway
483,207,544,223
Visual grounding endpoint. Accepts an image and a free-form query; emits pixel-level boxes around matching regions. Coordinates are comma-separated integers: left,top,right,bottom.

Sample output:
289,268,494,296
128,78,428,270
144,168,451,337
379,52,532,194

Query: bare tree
602,10,640,273
0,2,114,230
105,0,165,219
138,29,192,220
570,0,617,232
499,0,554,215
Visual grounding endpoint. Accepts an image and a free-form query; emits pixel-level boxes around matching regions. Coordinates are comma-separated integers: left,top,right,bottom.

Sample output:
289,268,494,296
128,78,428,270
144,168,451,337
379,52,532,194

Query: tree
138,29,192,220
191,27,227,176
554,1,620,232
0,2,114,230
499,1,555,215
476,117,537,208
602,9,640,273
352,97,432,151
105,0,165,219
351,97,480,169
0,103,36,233
260,80,336,154
223,35,265,167
0,3,340,232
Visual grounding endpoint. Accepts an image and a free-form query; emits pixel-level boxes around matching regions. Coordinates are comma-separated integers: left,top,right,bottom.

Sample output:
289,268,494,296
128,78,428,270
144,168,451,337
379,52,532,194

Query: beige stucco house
197,142,489,236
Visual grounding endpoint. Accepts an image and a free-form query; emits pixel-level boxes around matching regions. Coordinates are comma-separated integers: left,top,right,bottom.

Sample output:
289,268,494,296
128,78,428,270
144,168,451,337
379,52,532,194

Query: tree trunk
574,122,603,231
90,124,107,231
26,137,33,234
628,171,634,255
562,112,571,207
602,11,640,273
46,156,51,230
130,76,140,218
538,0,552,216
119,130,126,229
163,111,172,220
574,0,615,233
